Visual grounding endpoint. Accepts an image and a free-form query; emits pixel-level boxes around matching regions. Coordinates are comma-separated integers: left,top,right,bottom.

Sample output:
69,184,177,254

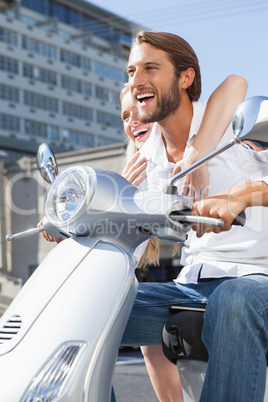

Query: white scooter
0,96,267,402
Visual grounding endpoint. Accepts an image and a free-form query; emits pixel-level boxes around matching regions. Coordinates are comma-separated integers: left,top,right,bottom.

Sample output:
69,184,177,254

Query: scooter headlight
22,342,87,402
45,166,96,225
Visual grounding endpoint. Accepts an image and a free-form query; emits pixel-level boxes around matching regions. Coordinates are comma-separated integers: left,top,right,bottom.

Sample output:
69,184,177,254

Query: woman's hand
122,152,147,186
172,146,209,201
37,219,63,244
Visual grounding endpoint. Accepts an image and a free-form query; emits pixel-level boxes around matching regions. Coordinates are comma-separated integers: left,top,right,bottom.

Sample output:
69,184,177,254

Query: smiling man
127,32,197,167
120,31,268,402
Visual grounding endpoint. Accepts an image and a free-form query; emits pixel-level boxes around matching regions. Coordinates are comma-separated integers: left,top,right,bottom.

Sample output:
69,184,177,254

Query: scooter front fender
0,237,137,401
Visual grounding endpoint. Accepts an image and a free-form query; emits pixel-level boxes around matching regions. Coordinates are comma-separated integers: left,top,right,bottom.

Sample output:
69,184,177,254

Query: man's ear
180,68,195,89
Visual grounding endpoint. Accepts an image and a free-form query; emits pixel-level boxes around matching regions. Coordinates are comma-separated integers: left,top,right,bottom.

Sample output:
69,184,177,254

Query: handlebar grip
232,211,246,226
173,209,246,227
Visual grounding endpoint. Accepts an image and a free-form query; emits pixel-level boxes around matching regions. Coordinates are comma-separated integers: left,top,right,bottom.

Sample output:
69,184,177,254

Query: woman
119,75,248,402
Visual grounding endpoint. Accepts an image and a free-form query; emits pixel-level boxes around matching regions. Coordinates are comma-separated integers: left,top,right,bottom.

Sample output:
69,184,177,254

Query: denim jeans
121,277,230,346
201,275,268,402
121,275,268,401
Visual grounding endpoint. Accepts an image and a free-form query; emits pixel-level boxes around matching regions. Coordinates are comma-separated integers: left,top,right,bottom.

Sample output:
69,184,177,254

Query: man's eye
122,115,129,121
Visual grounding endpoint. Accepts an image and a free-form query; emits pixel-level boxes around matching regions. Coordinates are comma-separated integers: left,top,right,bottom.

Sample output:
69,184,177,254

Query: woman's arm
187,74,248,160
173,75,248,199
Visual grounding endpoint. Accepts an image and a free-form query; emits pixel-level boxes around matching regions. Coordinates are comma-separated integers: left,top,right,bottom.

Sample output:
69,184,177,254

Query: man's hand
191,190,248,238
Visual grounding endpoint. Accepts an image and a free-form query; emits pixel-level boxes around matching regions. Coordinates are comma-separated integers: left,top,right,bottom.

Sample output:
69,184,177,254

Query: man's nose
130,69,146,88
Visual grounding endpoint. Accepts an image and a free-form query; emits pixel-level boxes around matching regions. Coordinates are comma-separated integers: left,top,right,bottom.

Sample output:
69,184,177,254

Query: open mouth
136,93,155,105
133,127,149,139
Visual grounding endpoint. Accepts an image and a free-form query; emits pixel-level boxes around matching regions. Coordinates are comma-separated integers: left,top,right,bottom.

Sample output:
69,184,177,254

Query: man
121,31,268,401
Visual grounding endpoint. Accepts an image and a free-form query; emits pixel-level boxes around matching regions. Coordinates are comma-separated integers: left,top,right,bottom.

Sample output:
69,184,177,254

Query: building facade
0,0,143,163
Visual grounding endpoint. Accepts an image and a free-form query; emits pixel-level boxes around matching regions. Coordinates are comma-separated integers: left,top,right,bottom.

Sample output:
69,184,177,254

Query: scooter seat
162,310,268,366
162,311,208,364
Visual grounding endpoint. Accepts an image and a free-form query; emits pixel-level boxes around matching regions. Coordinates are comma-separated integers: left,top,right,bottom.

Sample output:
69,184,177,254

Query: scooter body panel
0,237,137,401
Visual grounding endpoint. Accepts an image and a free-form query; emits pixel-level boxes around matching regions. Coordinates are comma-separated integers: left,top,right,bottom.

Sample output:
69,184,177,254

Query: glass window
21,0,134,53
0,114,20,132
63,102,93,121
21,0,46,14
80,56,91,72
94,62,122,82
24,91,59,112
95,86,109,102
60,49,80,67
97,137,114,146
0,84,19,103
0,27,18,46
61,75,91,96
49,1,65,22
23,63,57,85
60,50,91,72
62,128,94,147
24,119,60,139
111,90,120,106
22,35,57,60
0,56,19,74
96,111,122,129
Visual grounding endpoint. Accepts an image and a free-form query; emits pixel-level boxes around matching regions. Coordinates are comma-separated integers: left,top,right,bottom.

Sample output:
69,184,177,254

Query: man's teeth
137,93,154,100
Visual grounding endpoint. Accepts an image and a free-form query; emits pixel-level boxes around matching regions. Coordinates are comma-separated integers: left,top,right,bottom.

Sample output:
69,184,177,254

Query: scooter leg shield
0,237,137,402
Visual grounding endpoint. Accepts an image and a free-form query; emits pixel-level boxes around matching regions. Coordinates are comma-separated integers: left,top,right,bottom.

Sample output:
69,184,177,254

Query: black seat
162,310,268,366
162,311,207,364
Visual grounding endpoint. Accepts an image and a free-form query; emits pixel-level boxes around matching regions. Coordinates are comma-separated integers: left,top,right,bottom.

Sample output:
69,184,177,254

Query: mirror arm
165,136,239,193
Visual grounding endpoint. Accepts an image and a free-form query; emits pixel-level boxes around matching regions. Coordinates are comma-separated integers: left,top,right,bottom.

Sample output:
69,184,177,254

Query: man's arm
191,180,268,237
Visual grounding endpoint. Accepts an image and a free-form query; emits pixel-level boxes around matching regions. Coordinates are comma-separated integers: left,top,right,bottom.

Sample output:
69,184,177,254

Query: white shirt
139,101,268,284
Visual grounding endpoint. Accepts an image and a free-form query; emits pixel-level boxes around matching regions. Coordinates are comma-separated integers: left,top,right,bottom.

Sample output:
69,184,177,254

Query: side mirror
36,143,58,183
233,96,268,141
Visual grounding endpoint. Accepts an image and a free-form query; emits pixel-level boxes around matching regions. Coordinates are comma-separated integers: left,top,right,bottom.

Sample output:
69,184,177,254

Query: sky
86,0,268,102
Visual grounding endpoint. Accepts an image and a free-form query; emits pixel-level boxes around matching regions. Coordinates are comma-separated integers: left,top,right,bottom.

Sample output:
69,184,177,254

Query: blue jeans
201,275,268,402
122,277,230,345
121,275,268,401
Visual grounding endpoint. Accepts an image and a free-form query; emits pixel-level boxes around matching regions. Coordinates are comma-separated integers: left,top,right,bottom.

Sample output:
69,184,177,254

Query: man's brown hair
132,31,201,101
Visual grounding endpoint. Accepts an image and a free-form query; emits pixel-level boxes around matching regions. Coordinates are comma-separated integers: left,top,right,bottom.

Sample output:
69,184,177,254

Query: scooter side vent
0,314,22,344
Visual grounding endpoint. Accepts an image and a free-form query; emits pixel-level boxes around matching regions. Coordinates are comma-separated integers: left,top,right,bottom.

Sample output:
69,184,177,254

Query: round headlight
45,166,96,226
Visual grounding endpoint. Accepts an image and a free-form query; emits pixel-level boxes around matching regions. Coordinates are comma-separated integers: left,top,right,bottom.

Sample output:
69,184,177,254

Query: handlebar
169,210,246,228
6,211,246,242
6,226,44,241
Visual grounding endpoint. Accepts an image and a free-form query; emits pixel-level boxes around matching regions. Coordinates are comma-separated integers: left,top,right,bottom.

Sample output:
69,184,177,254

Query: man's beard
137,76,181,124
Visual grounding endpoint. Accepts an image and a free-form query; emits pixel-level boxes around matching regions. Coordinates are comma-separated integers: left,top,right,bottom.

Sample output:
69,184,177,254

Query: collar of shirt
139,101,206,169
